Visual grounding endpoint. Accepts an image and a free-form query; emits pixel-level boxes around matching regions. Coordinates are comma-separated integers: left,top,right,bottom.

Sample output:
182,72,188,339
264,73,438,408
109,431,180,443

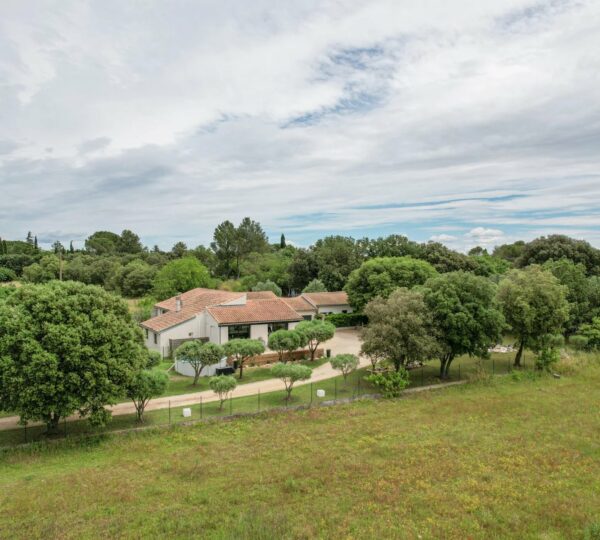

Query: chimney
175,295,182,312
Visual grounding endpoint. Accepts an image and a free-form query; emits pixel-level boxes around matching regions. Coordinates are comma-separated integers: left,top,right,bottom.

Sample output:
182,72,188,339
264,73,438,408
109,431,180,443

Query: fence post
458,363,461,380
168,400,171,426
334,379,337,401
421,366,424,386
200,396,203,420
310,382,313,405
24,423,27,444
493,358,495,375
64,417,67,437
358,376,361,396
229,395,232,416
258,389,261,412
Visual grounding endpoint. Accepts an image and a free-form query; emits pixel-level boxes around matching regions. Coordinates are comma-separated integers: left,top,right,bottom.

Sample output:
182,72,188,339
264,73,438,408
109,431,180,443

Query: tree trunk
310,344,317,361
439,354,453,380
46,412,61,435
239,360,244,379
514,340,524,367
193,368,201,385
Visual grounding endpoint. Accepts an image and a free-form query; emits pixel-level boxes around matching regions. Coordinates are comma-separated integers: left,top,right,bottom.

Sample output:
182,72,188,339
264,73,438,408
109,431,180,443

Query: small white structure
316,389,326,398
182,408,192,418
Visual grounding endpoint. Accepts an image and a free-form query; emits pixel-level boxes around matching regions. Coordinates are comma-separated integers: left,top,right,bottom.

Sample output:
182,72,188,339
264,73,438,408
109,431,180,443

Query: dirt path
0,329,365,432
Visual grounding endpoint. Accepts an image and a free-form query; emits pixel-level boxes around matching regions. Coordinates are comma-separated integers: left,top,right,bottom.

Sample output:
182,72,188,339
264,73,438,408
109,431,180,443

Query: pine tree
26,231,33,245
280,233,286,249
69,241,74,253
34,236,38,250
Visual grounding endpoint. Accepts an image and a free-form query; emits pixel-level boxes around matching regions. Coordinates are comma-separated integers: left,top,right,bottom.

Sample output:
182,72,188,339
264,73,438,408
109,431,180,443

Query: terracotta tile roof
206,299,303,325
302,291,350,307
141,289,244,332
282,296,316,312
246,291,278,300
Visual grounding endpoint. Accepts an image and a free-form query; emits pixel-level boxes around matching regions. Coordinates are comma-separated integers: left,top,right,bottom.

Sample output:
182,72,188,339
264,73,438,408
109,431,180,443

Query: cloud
430,234,458,243
0,1,599,249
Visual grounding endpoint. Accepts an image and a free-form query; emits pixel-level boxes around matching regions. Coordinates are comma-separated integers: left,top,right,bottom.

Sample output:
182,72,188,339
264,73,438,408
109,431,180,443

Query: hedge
324,312,368,328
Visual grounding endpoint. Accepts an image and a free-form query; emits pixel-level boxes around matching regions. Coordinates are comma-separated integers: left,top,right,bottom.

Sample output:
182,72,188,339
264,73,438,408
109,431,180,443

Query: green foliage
362,235,421,259
170,241,188,258
492,241,526,263
313,236,362,291
117,230,143,254
223,338,265,378
0,282,148,432
361,288,439,372
175,341,225,385
578,318,600,349
345,256,437,310
209,375,237,410
365,369,410,398
422,272,505,378
252,279,282,296
516,235,600,275
21,254,61,283
268,329,303,362
0,266,17,282
584,522,600,540
295,319,335,360
287,249,319,292
126,370,168,422
152,257,213,300
302,278,327,293
270,362,312,402
470,254,511,277
569,335,589,351
85,231,121,255
324,312,368,328
147,350,162,368
497,266,570,366
419,242,477,273
329,354,359,381
112,260,156,297
534,334,564,371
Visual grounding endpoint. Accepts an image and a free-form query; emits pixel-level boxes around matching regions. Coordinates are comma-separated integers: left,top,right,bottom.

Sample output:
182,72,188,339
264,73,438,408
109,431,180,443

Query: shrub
270,363,312,402
365,369,409,398
252,280,282,297
324,312,368,328
569,335,589,351
0,266,17,282
302,279,327,293
330,354,359,382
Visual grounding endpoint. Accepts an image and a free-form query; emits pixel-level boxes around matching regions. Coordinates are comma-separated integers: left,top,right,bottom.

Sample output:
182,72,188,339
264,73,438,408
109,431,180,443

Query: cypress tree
280,233,286,249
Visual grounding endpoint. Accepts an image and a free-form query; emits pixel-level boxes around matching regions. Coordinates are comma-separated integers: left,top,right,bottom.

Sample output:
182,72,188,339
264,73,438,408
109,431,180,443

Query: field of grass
1,356,599,539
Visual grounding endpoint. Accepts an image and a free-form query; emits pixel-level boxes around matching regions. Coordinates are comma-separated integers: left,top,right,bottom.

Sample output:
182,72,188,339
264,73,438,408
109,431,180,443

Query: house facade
140,288,353,376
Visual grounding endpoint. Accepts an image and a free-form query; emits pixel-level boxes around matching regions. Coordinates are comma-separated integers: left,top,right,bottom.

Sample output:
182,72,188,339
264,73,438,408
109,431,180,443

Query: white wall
175,356,229,377
317,305,353,315
250,324,268,343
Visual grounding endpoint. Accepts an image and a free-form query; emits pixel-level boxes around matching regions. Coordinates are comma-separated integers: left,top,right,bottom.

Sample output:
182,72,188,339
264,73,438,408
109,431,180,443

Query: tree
211,220,237,278
0,267,17,282
330,354,359,382
118,229,143,254
313,236,362,291
209,375,237,410
288,249,319,293
345,256,437,311
69,241,75,253
268,330,302,362
361,288,440,372
302,279,327,293
516,235,600,275
418,242,477,273
496,266,569,367
152,257,213,300
175,341,224,385
294,319,335,361
235,217,269,277
252,280,282,297
52,241,65,254
117,261,156,298
85,231,121,255
361,235,421,259
0,282,148,433
21,254,61,283
126,370,168,422
543,258,592,335
493,241,525,263
33,236,38,250
270,363,312,403
223,338,265,379
170,241,188,258
280,234,286,249
422,272,505,378
26,231,33,245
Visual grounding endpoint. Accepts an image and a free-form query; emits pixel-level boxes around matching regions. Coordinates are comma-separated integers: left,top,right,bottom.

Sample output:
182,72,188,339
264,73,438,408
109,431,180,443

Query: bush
324,312,368,328
569,335,589,351
0,266,17,282
365,369,409,398
209,375,237,410
252,280,282,297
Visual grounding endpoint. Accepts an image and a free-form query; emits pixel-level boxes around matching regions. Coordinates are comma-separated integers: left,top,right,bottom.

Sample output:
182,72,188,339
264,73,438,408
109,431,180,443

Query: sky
1,0,600,252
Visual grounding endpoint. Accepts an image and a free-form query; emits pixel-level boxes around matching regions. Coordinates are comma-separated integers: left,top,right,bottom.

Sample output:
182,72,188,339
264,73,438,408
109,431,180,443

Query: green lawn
1,357,599,539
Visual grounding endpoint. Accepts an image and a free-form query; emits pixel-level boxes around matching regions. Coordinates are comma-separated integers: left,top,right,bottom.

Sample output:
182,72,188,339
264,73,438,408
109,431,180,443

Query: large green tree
126,370,168,422
152,257,213,300
345,256,437,311
313,236,362,291
361,288,440,372
0,282,148,432
421,272,505,378
496,266,570,367
85,231,121,255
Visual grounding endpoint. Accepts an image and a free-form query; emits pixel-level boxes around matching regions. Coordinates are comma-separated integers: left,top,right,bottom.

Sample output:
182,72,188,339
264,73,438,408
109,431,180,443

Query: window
145,329,149,339
228,324,251,340
303,315,313,321
268,322,288,334
153,332,158,344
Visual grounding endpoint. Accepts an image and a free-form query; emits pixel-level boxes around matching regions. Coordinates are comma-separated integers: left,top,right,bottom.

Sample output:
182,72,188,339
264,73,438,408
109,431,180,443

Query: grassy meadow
1,355,599,539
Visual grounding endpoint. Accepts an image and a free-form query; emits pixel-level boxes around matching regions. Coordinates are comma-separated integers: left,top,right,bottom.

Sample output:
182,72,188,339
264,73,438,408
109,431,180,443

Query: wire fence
1,353,527,449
